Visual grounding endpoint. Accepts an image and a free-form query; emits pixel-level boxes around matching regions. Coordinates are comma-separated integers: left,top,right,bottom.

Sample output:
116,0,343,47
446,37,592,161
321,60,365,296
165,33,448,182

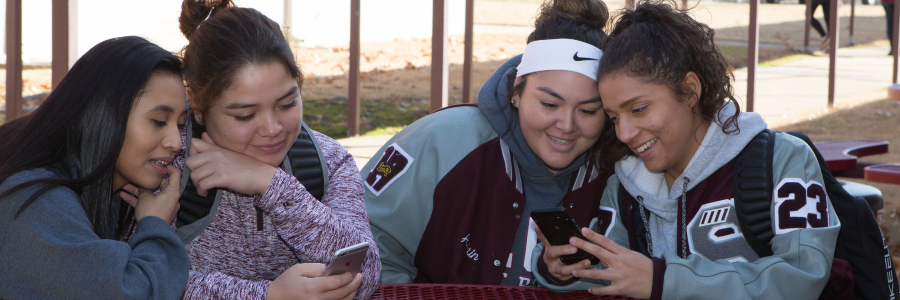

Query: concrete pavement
339,44,897,170
733,44,896,127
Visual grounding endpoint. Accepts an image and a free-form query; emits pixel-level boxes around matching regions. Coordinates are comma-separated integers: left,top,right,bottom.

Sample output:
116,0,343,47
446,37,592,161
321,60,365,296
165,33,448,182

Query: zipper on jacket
256,207,264,231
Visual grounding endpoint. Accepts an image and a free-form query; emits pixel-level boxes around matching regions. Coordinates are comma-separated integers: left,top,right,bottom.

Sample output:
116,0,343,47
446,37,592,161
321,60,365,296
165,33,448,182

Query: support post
827,0,839,107
893,0,899,83
430,0,449,111
747,0,759,112
348,0,361,136
52,0,73,88
804,0,812,52
462,0,474,103
283,0,292,44
6,0,22,121
849,0,855,45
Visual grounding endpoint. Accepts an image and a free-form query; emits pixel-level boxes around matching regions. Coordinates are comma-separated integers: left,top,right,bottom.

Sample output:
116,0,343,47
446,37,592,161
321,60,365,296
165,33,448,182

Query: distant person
533,1,840,299
886,0,895,55
171,0,380,299
0,36,189,299
363,0,618,287
810,0,832,50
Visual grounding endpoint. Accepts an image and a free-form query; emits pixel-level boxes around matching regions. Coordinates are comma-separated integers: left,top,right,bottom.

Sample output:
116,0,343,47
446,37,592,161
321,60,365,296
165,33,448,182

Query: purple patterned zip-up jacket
180,130,380,300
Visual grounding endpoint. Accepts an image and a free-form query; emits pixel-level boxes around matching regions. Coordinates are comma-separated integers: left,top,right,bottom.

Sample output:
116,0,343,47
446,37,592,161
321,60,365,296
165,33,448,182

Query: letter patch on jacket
686,199,759,263
773,178,829,235
365,143,413,196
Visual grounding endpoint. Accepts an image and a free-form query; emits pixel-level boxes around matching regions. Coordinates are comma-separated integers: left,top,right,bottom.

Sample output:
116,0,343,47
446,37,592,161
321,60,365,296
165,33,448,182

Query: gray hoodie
537,103,841,299
0,169,190,300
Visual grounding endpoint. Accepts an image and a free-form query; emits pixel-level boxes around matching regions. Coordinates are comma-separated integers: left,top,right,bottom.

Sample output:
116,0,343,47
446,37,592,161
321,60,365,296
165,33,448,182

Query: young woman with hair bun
535,1,841,299
363,0,618,287
174,1,379,299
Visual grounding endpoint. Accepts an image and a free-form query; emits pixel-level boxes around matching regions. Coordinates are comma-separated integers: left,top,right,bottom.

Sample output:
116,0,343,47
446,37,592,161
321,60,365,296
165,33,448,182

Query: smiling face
113,71,188,191
598,72,710,184
513,70,605,173
195,62,302,167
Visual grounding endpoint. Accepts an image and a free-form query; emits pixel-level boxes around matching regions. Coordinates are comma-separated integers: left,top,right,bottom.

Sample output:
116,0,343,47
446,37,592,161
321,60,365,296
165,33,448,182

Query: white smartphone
324,242,369,277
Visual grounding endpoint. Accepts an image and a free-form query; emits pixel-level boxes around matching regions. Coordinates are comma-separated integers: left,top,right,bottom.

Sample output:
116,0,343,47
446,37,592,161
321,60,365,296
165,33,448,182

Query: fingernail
584,261,590,267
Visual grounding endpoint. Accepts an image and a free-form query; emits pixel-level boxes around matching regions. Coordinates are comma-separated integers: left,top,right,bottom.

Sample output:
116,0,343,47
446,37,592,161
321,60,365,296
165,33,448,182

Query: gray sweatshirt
534,104,840,299
0,168,190,300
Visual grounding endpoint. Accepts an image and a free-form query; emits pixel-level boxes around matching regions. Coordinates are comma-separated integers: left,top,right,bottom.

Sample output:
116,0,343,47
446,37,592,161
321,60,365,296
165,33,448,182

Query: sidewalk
733,44,895,127
339,44,897,170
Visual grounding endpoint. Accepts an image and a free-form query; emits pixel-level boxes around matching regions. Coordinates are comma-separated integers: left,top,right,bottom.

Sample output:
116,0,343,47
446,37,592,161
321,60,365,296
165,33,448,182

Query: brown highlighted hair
508,0,615,176
179,0,302,115
596,0,741,162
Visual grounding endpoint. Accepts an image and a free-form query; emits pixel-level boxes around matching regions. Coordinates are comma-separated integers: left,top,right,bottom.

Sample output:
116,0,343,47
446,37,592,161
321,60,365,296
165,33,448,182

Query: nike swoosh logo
573,52,598,61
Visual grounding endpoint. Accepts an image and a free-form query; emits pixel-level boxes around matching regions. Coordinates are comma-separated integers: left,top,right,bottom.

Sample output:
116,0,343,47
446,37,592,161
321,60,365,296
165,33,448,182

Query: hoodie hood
477,54,587,183
615,102,767,222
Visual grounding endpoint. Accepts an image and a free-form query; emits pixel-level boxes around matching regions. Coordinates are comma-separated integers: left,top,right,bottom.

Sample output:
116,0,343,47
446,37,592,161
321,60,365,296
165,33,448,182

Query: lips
253,140,286,154
547,133,576,152
150,158,172,175
633,138,658,155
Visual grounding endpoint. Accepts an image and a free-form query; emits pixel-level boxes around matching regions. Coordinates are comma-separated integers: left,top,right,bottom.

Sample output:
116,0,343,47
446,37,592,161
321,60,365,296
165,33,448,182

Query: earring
195,116,202,125
510,98,518,106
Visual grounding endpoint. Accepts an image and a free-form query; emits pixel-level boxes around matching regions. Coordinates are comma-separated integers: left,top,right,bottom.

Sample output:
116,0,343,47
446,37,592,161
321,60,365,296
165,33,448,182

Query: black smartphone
530,207,600,265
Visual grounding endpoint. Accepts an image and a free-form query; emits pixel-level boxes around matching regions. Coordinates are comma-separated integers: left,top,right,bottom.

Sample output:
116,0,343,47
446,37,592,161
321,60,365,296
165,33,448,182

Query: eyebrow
537,86,601,104
224,86,299,109
616,96,644,109
149,105,175,113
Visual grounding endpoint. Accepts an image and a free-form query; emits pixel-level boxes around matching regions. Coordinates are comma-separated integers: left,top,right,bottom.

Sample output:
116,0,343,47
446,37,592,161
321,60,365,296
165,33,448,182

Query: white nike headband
515,39,603,81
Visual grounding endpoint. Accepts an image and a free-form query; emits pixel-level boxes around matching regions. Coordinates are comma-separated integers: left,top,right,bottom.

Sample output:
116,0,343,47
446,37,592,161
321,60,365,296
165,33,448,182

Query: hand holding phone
324,242,369,277
530,207,600,265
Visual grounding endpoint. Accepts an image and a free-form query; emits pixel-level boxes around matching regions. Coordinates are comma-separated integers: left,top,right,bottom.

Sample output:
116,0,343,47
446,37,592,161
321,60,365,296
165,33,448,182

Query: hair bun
535,0,609,31
178,0,234,39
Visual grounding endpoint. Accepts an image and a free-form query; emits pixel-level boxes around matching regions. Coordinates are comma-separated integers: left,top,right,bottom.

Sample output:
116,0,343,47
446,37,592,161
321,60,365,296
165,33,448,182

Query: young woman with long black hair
0,36,189,299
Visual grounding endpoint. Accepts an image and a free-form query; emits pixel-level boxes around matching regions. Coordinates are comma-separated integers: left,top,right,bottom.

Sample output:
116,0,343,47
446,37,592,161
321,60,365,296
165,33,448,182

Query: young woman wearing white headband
363,0,618,286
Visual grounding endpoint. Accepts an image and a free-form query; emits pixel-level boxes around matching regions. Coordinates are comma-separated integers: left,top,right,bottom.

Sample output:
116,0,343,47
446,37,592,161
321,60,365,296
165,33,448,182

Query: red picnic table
814,140,889,174
814,139,890,212
372,284,633,300
865,164,900,185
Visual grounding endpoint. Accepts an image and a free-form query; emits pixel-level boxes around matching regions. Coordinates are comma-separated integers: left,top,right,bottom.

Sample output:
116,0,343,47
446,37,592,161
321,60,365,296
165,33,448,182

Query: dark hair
179,0,302,115
508,0,614,175
0,36,182,239
596,0,741,162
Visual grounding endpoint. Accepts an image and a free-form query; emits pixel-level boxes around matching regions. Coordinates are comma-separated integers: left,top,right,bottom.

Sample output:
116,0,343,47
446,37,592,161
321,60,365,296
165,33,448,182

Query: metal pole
348,0,361,136
52,0,70,88
849,0,855,45
283,0,292,44
462,0,474,103
893,0,899,83
804,0,812,52
430,0,449,111
827,0,839,107
747,0,759,112
6,0,22,121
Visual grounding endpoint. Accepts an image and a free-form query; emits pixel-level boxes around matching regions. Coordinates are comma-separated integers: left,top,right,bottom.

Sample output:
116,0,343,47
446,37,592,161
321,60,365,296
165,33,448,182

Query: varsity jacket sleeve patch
658,133,840,299
363,106,498,283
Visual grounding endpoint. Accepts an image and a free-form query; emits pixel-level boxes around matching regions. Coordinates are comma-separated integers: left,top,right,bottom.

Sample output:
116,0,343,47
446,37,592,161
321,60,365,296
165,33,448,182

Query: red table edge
815,140,889,172
864,163,900,185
